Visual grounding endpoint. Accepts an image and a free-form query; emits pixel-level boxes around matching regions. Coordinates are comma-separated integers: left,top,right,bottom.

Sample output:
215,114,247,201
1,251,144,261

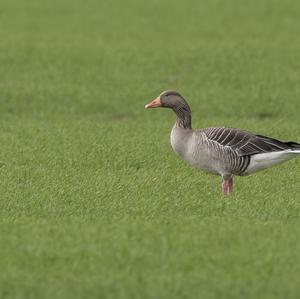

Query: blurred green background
1,0,300,298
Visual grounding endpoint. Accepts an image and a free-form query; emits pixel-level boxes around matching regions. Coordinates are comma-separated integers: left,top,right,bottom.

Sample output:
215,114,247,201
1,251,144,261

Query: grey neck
173,106,192,129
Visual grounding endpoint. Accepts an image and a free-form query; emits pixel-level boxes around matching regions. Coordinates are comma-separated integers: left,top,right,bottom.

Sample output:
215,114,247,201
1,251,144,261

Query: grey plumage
146,90,300,194
194,127,300,176
172,127,251,177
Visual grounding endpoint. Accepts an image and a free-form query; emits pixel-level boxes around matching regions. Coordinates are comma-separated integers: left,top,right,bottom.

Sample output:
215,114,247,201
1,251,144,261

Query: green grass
1,0,300,298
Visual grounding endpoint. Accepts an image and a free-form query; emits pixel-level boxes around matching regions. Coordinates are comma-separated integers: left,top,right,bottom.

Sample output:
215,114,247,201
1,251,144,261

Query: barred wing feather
202,127,300,156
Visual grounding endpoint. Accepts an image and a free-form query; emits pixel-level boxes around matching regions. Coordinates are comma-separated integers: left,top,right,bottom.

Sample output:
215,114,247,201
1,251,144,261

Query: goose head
145,90,192,129
145,90,190,112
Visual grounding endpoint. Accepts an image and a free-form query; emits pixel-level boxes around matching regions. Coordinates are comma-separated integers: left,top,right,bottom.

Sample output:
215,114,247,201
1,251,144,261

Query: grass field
1,0,300,298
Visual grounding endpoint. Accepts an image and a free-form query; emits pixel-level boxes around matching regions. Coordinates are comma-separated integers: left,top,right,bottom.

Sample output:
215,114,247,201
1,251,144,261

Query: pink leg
222,177,233,195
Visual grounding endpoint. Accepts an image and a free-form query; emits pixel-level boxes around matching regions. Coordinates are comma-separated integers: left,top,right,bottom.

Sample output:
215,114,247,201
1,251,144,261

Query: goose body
146,90,300,195
171,126,299,177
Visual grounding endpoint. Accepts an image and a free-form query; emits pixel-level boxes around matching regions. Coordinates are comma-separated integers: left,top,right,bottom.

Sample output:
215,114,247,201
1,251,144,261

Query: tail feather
285,141,300,149
255,134,300,152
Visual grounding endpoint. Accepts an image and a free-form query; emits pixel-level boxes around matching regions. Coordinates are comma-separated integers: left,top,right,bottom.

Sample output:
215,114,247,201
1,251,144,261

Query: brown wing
202,127,300,156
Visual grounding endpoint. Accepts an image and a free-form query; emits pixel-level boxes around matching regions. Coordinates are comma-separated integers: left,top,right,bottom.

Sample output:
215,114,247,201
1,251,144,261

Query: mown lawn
1,0,300,298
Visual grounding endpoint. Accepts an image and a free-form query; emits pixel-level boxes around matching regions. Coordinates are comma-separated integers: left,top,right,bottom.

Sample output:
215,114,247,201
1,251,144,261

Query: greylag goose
145,90,300,195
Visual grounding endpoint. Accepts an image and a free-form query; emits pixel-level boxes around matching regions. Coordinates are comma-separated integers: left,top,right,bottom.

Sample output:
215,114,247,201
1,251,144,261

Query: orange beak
145,97,161,109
